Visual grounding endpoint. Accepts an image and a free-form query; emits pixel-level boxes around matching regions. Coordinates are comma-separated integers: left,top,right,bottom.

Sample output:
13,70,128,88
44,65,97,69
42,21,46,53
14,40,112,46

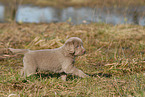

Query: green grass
0,23,145,96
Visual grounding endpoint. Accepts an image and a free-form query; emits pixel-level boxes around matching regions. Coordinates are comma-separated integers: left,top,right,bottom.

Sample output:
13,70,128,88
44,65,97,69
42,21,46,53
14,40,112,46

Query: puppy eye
76,45,79,48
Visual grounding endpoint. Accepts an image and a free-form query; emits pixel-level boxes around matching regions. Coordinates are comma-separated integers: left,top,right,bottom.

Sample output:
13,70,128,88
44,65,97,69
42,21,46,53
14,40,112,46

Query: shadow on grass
22,72,79,82
34,72,112,78
21,72,112,83
89,73,112,78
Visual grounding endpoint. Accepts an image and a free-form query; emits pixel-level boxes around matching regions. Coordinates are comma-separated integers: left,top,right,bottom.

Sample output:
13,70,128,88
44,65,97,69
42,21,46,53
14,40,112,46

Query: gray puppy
9,37,89,80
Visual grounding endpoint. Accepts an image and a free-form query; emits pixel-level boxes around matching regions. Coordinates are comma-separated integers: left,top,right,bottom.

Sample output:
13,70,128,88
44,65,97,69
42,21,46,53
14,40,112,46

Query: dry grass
0,23,145,96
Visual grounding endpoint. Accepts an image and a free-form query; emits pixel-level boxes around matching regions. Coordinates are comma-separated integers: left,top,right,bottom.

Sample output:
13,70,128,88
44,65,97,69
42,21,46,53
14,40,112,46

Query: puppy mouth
83,50,86,54
73,49,86,56
82,49,86,54
76,51,86,56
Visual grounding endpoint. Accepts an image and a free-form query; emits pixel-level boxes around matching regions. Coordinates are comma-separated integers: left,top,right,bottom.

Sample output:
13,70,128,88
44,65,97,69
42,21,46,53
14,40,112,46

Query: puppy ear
65,41,75,54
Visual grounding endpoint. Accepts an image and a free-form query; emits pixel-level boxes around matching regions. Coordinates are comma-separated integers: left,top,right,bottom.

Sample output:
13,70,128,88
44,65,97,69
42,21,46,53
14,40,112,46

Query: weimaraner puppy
9,37,89,80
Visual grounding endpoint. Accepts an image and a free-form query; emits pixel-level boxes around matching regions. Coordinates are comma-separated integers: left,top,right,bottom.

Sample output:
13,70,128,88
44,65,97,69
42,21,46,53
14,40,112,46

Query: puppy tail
9,48,29,54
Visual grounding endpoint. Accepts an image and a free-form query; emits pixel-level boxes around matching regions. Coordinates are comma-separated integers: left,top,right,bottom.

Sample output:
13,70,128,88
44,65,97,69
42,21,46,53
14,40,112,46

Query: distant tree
5,0,23,22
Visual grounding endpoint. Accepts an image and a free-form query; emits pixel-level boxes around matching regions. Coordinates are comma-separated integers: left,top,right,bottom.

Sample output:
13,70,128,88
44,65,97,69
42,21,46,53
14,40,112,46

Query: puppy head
64,37,86,56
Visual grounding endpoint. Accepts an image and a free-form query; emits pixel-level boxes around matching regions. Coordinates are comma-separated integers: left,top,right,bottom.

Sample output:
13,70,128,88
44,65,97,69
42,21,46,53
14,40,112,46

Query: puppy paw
61,75,67,81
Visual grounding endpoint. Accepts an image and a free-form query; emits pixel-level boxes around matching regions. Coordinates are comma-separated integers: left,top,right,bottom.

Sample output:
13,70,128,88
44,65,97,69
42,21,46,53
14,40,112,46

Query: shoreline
0,0,145,8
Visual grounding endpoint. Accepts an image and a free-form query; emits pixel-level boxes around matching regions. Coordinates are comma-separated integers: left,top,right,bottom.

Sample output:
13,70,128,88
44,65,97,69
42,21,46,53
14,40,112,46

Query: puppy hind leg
21,68,24,77
24,66,37,77
23,61,37,77
23,56,37,77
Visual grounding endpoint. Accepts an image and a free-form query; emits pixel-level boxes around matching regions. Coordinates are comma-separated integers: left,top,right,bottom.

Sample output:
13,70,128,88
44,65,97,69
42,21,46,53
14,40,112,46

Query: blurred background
0,0,145,25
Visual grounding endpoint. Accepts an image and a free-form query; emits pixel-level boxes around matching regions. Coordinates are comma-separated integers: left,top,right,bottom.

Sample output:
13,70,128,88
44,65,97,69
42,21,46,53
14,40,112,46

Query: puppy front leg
72,67,89,78
63,65,89,78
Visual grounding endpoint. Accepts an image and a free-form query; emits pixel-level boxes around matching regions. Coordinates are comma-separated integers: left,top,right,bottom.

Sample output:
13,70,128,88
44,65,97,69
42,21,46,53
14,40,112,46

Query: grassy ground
0,23,145,96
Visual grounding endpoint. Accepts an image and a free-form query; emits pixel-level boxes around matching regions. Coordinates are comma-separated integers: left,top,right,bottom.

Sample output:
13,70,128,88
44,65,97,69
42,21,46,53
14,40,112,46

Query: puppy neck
61,45,75,58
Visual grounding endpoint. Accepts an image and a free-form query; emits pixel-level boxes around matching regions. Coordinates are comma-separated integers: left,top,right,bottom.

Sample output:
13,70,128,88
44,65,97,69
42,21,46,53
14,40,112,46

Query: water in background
1,4,145,26
0,4,4,22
